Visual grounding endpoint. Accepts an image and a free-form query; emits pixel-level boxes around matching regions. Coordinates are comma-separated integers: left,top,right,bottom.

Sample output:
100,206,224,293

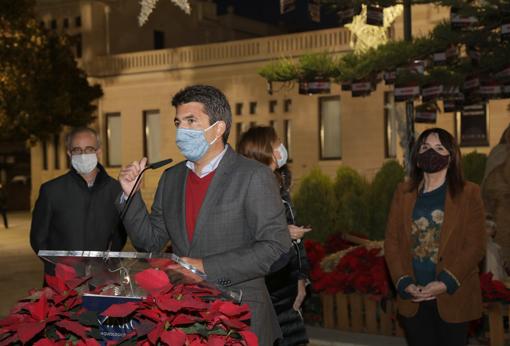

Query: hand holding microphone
119,158,148,196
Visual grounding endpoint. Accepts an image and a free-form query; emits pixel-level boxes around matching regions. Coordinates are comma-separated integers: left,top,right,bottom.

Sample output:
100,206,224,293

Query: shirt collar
186,145,228,178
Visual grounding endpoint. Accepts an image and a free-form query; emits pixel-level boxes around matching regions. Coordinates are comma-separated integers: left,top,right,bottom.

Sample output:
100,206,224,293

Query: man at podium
118,85,292,345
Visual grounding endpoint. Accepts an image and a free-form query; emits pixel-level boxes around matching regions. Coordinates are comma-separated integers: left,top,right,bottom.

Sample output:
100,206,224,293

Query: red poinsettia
0,264,96,346
307,240,390,300
0,264,258,346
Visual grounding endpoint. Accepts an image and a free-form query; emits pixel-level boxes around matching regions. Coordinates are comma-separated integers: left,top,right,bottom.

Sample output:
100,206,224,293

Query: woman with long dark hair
384,128,486,346
238,126,310,346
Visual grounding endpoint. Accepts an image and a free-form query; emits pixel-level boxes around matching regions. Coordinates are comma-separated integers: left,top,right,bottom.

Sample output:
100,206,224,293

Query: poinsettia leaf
101,301,140,318
26,294,48,321
33,338,55,346
84,338,101,346
135,269,170,293
219,316,247,330
171,314,199,326
56,319,90,339
0,333,18,346
55,263,77,282
217,301,249,317
160,328,186,346
207,334,226,346
188,335,208,346
66,277,91,290
148,322,164,344
0,313,25,328
137,308,162,321
45,275,67,295
156,296,181,313
239,331,258,346
17,321,46,343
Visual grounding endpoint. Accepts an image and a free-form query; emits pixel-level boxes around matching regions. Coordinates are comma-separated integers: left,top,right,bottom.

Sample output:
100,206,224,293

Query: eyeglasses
70,146,97,155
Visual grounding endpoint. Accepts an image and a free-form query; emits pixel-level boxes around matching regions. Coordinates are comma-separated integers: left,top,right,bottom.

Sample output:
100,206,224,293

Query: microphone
108,158,173,251
147,158,173,170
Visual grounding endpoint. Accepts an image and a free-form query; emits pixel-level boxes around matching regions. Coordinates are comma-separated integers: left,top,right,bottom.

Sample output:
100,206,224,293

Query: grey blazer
120,146,292,345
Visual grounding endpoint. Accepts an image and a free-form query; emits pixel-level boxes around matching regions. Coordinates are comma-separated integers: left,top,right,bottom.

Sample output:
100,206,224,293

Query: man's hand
118,158,147,196
288,225,312,240
293,279,307,311
181,257,204,273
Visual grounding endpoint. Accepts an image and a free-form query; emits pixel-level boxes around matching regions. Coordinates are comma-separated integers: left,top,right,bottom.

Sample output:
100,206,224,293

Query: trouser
400,300,468,346
1,208,7,228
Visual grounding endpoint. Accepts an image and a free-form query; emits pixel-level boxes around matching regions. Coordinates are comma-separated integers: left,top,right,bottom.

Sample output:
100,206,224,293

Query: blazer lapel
402,187,417,252
174,164,191,253
189,146,236,253
438,188,460,257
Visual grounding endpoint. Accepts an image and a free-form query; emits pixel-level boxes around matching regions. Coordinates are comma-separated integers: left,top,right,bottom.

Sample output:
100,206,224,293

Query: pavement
0,212,429,345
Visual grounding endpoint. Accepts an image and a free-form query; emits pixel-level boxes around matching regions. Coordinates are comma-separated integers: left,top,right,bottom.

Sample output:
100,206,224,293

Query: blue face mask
176,122,219,162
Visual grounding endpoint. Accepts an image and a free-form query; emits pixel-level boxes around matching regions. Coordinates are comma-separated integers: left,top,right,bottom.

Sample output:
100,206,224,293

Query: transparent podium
37,250,242,343
38,250,241,301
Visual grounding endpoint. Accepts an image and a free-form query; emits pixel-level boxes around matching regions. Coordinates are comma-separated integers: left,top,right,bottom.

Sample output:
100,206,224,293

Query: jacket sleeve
30,184,51,254
439,184,486,287
203,165,292,285
384,183,414,287
115,173,170,252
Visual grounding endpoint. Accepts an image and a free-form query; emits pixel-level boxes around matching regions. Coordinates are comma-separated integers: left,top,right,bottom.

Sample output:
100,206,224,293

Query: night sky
213,0,340,32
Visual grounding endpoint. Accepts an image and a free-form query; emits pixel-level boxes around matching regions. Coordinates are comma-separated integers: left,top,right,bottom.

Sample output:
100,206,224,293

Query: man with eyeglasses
30,127,127,279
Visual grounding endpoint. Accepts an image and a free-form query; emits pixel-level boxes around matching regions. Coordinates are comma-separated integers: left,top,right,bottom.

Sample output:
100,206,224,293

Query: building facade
30,3,510,207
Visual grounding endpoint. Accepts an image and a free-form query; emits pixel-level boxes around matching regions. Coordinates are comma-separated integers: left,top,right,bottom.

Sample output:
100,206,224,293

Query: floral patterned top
411,182,447,287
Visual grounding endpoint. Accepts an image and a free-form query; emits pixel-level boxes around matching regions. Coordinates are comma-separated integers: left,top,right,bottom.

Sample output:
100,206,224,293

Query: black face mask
417,148,450,173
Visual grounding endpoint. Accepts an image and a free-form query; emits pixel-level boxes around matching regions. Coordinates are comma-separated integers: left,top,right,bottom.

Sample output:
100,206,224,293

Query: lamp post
403,0,415,170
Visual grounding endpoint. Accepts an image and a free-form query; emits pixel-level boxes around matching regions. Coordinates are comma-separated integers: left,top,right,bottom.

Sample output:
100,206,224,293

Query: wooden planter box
320,293,510,346
320,293,404,336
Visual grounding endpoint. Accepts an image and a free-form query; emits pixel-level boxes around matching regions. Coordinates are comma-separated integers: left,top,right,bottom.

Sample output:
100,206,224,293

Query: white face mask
71,154,98,174
275,143,288,168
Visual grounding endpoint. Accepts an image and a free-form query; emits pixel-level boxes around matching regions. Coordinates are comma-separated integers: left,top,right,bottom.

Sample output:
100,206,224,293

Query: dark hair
171,85,232,143
499,126,510,145
409,127,465,198
237,126,278,167
237,126,286,187
66,127,100,150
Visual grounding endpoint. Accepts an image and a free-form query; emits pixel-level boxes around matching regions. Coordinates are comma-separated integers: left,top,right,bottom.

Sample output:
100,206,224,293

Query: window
71,34,82,58
249,102,257,115
319,96,341,160
63,18,69,29
106,113,122,166
456,103,489,147
75,16,82,28
250,121,256,128
53,134,60,169
42,140,48,170
235,103,243,116
50,19,57,30
235,123,243,147
269,120,276,128
384,92,397,158
154,30,165,49
283,119,292,161
284,99,292,113
269,100,278,113
143,110,161,163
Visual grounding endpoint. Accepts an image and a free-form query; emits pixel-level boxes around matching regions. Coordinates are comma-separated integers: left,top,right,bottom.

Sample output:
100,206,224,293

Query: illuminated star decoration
345,5,403,53
138,0,191,26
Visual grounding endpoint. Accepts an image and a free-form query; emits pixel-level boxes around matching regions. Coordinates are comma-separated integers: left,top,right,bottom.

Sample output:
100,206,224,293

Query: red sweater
185,170,216,242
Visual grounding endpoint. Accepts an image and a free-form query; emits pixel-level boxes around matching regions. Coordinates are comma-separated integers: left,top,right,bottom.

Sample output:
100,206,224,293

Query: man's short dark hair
66,127,100,150
171,85,232,144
